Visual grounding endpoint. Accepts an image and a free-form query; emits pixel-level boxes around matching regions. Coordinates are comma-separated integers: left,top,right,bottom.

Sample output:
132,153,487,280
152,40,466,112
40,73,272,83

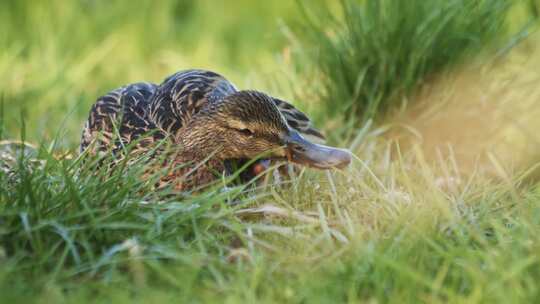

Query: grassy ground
2,1,540,303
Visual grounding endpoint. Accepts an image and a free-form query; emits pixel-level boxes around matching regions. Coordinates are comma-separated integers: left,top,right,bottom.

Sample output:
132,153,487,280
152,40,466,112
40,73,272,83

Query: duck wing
80,70,239,155
148,69,237,136
80,82,158,154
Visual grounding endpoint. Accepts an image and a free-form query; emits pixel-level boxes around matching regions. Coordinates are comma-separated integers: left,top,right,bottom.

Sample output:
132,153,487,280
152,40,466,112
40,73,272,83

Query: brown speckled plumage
80,69,327,190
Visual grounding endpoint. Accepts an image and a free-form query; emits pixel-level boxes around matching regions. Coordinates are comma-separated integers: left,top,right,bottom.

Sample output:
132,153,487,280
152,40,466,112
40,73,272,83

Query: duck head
180,90,351,169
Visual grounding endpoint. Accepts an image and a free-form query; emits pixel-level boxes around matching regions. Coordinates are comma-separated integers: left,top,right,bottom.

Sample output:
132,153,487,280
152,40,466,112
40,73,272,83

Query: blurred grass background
1,0,537,145
0,0,310,144
2,0,540,303
294,0,510,120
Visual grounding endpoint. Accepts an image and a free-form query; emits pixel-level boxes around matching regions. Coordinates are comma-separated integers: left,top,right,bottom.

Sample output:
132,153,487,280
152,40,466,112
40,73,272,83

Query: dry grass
388,36,540,178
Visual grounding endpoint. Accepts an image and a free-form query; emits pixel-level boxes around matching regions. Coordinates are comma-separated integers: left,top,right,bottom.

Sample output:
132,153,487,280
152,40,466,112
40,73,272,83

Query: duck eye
238,128,254,136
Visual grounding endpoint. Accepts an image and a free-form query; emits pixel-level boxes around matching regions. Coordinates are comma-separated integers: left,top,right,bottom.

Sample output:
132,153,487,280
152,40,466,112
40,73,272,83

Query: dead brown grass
388,37,540,178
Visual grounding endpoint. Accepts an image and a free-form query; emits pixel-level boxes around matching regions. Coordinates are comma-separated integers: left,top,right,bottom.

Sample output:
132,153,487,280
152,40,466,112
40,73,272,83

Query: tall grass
2,125,540,302
0,140,255,292
293,0,513,122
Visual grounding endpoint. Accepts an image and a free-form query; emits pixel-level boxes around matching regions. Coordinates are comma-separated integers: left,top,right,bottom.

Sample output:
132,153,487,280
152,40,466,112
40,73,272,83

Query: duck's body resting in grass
80,69,351,190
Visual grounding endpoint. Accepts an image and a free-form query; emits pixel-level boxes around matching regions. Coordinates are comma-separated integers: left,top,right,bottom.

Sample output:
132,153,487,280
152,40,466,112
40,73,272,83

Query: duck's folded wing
148,69,237,135
80,82,158,154
272,98,326,143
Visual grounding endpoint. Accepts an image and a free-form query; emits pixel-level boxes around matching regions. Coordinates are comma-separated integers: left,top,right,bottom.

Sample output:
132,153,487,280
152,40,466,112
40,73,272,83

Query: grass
290,0,517,123
2,120,540,302
2,0,540,303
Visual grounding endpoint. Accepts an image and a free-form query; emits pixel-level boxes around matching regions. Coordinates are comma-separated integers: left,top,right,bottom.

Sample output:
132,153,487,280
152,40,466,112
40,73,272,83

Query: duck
80,69,351,191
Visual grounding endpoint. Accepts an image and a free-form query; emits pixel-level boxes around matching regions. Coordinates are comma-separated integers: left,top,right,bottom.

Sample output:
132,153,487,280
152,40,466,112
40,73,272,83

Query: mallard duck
80,69,351,190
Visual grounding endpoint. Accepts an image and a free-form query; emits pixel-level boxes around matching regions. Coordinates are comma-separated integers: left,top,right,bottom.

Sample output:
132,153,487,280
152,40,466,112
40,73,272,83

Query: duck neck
176,126,226,163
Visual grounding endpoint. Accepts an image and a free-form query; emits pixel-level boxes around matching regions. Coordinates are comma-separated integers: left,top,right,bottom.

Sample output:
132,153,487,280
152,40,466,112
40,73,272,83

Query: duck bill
284,131,352,169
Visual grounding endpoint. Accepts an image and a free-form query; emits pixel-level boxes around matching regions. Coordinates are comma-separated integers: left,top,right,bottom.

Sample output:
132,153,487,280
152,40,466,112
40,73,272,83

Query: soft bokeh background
0,0,324,144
